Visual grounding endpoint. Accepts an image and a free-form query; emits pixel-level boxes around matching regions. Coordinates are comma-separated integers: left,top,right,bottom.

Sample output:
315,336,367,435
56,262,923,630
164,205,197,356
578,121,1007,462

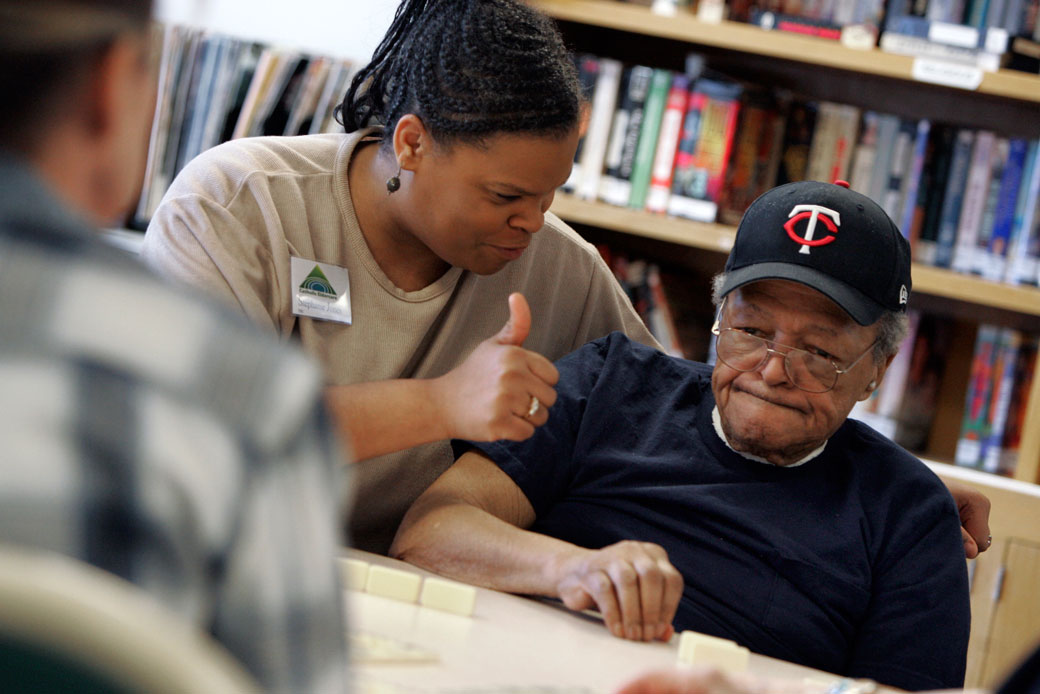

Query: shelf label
911,58,983,90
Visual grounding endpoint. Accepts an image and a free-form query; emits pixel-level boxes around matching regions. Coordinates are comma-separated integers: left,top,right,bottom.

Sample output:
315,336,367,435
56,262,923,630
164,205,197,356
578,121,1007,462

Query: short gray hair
711,273,908,366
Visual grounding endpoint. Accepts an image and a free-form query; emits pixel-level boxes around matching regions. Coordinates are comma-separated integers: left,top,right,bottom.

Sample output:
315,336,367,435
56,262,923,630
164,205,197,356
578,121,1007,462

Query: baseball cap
719,180,912,326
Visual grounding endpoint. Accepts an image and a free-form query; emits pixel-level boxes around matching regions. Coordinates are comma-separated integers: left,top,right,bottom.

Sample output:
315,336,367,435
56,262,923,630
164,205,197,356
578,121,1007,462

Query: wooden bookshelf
531,0,1040,105
552,194,1040,318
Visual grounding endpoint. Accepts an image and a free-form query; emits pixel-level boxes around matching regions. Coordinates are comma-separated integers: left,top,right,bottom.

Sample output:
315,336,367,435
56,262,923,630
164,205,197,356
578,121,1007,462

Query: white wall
155,0,398,61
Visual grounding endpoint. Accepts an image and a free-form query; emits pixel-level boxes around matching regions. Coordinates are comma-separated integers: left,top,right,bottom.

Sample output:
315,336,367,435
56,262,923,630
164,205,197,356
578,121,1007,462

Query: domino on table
677,630,750,672
365,565,422,603
419,576,477,616
339,557,371,591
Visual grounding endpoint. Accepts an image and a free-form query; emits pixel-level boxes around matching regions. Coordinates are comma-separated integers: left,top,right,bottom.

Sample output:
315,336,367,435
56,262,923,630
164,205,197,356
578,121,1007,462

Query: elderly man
391,180,969,692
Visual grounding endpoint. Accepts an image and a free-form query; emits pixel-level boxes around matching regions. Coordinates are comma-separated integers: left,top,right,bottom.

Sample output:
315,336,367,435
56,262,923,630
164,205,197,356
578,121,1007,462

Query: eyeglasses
711,325,877,393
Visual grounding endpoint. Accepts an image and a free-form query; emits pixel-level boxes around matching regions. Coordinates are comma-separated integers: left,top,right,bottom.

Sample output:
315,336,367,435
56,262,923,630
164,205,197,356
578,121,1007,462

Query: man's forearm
324,380,450,462
390,496,583,598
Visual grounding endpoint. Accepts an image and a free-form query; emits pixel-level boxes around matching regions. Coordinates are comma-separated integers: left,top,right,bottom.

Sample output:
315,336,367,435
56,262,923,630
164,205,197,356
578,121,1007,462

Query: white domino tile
365,565,422,603
419,576,477,616
340,557,371,591
677,630,750,672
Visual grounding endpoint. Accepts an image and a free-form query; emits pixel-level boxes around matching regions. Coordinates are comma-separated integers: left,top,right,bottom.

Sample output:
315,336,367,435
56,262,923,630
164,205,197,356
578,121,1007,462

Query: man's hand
944,479,992,559
429,293,559,442
553,540,684,642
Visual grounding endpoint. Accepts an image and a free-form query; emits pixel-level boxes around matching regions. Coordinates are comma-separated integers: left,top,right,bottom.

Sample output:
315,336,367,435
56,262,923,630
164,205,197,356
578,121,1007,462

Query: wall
155,0,398,61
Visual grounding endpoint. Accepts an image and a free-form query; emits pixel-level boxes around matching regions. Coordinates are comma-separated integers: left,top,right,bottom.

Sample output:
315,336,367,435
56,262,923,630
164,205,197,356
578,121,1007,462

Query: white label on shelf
928,22,979,48
911,58,983,90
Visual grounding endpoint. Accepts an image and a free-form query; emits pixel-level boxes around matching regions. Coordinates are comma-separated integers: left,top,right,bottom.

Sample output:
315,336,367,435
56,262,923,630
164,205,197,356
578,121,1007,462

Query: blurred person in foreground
393,180,970,691
0,2,348,691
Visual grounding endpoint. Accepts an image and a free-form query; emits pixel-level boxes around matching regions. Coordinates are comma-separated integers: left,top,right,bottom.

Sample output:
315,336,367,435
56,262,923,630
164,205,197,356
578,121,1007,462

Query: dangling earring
386,163,402,194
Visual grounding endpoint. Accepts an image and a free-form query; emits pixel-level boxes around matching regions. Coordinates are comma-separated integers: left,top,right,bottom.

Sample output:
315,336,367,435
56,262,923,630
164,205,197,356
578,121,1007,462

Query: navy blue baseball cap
719,180,912,326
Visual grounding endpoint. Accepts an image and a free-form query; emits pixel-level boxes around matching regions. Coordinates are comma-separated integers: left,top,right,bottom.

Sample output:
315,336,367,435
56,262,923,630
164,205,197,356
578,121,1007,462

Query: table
344,550,855,694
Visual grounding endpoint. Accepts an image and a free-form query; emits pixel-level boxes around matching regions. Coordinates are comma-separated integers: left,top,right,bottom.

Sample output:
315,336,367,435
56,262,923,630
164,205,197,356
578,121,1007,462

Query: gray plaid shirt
0,156,348,693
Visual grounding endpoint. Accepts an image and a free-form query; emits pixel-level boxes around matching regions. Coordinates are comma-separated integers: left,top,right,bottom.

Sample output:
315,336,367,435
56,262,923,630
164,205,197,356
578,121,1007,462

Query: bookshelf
537,0,1040,485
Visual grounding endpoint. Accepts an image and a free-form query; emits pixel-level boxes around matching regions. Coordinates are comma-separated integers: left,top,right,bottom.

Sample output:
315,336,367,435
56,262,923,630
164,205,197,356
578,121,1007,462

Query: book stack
569,54,747,223
851,312,954,454
596,245,717,361
133,26,355,229
955,325,1039,476
877,0,1040,73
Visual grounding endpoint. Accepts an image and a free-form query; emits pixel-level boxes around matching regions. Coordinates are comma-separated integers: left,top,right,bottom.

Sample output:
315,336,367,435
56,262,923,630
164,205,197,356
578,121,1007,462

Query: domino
365,565,422,603
339,558,370,592
419,576,477,616
677,630,750,672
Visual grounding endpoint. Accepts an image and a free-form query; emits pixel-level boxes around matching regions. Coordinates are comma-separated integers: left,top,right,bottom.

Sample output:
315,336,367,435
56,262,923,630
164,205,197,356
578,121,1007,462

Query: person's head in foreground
710,179,911,465
0,0,156,224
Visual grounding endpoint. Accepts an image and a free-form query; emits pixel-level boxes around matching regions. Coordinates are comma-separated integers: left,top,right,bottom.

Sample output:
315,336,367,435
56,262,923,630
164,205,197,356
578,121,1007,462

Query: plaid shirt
0,156,349,693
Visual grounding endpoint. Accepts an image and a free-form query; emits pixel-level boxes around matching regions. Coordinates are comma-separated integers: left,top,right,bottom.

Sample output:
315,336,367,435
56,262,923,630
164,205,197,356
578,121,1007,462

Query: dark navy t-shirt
459,332,969,691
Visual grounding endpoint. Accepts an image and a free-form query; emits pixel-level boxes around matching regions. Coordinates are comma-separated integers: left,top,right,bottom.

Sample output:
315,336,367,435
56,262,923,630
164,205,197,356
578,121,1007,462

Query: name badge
290,256,352,325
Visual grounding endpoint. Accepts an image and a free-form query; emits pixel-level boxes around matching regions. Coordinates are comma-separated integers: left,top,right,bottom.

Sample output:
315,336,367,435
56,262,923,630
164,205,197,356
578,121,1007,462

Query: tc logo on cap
784,204,840,255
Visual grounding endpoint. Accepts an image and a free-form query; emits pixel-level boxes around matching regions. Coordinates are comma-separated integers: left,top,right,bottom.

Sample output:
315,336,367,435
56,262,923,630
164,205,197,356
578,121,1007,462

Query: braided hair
339,0,581,146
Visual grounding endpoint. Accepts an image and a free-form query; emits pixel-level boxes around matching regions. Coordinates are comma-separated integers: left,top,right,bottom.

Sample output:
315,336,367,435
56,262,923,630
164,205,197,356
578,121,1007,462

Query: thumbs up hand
430,293,559,442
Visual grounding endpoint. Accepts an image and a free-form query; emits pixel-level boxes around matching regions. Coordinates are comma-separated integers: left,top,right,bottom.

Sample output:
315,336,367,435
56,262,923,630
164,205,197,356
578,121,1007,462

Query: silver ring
526,396,540,418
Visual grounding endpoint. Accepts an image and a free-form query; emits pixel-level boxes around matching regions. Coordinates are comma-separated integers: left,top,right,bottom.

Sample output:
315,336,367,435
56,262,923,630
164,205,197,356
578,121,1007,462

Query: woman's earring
869,381,877,390
386,163,402,194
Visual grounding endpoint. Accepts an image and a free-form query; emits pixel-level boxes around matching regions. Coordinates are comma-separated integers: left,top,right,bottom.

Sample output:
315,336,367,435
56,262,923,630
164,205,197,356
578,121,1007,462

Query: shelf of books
538,1,1040,484
553,193,1040,317
531,0,1040,104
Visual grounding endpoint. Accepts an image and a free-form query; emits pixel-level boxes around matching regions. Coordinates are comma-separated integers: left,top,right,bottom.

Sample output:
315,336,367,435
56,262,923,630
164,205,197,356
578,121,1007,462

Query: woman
141,0,656,552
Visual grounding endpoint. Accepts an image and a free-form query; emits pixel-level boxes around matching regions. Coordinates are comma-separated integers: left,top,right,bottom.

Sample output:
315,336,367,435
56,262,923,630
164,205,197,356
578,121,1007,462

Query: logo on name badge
899,285,909,305
299,265,338,299
784,204,840,255
290,256,352,325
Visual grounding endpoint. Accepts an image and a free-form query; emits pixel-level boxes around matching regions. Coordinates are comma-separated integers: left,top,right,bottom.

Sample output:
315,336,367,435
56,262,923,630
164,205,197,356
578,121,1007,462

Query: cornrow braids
338,0,580,146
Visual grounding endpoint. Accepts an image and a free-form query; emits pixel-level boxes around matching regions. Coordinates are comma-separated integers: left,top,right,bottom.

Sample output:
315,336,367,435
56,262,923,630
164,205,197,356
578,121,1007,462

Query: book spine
750,8,844,38
1005,140,1040,284
881,118,919,220
867,114,901,204
578,58,624,201
934,129,976,268
995,336,1038,475
970,137,1009,276
899,119,932,238
914,126,956,265
628,68,673,210
806,101,840,183
600,68,636,204
848,111,879,195
647,74,692,213
982,138,1028,280
602,65,654,208
719,97,773,224
562,55,600,194
775,99,817,185
667,80,742,221
951,130,997,274
981,328,1022,473
955,324,1000,468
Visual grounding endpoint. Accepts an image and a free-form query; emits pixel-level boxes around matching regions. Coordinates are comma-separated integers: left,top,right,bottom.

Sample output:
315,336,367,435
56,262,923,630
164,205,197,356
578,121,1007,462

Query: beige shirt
143,131,658,552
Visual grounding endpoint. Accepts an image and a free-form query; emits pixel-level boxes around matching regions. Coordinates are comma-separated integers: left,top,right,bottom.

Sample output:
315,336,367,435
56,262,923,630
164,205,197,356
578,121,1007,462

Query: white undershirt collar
711,405,826,468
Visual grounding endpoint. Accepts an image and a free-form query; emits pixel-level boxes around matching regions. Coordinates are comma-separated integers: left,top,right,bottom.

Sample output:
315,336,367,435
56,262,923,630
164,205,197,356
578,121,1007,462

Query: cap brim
720,262,884,326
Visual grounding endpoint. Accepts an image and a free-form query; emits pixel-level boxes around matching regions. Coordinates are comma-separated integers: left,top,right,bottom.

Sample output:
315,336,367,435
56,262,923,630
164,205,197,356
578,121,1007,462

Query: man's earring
386,163,402,194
